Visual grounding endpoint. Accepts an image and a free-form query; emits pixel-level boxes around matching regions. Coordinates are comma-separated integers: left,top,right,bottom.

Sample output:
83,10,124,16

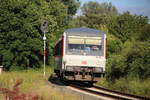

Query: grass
97,77,150,98
0,66,79,100
2,66,149,99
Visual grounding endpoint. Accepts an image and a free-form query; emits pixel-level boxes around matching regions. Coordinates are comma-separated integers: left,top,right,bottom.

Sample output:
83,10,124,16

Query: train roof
64,28,105,36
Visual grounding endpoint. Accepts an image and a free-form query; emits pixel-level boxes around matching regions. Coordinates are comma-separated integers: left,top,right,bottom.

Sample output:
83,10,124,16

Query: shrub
0,79,39,100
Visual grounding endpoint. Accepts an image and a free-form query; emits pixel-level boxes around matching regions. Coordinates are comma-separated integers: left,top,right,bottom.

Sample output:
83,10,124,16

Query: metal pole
43,32,46,76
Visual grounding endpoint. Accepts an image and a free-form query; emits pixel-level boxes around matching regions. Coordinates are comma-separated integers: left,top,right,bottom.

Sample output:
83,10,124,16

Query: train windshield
67,36,103,56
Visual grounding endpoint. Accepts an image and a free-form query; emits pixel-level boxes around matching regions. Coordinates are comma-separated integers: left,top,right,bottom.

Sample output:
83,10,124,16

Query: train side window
59,39,62,55
54,43,58,56
54,39,63,56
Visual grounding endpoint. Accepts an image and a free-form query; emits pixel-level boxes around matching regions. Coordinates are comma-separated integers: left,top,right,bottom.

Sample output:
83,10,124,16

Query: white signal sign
40,20,49,33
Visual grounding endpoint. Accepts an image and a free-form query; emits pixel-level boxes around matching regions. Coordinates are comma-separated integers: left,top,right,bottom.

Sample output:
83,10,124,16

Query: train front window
67,36,103,56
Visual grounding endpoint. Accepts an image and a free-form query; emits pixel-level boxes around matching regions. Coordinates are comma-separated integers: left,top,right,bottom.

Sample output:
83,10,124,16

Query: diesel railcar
54,28,106,84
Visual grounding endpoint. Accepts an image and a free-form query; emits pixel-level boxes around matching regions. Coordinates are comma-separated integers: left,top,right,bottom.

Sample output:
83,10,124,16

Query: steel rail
62,80,149,100
49,75,149,100
93,85,150,100
69,83,130,100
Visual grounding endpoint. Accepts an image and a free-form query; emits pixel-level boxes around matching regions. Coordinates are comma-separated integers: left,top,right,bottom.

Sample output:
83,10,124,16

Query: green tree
107,11,148,42
138,24,150,41
106,41,150,81
82,2,117,16
104,11,149,81
73,2,118,29
126,42,150,79
106,54,127,81
0,0,70,70
107,37,122,56
61,0,80,16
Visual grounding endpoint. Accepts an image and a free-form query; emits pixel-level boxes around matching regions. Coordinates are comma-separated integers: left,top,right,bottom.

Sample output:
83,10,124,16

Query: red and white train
54,28,106,84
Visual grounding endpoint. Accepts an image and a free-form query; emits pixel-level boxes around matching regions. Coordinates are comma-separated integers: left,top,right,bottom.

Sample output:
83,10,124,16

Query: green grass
97,77,150,98
0,66,79,100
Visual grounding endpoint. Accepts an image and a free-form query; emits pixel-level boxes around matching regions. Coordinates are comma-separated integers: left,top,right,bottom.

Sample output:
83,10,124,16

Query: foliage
106,54,127,80
106,41,150,81
61,0,80,16
138,24,150,41
82,2,117,16
0,79,39,100
106,11,148,42
0,67,79,100
126,42,150,79
97,77,150,98
107,34,123,57
0,0,79,70
73,2,118,29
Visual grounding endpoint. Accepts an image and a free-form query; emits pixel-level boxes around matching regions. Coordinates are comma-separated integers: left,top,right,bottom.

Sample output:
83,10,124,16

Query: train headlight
95,67,103,72
66,66,74,71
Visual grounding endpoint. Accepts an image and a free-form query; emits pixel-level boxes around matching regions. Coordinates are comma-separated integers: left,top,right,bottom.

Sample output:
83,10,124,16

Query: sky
79,0,150,18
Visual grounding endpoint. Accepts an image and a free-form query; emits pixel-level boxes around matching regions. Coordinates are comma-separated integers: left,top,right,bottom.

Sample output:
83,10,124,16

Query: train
54,28,106,84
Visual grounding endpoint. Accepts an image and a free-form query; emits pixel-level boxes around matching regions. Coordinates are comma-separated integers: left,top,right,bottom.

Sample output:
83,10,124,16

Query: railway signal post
40,20,49,76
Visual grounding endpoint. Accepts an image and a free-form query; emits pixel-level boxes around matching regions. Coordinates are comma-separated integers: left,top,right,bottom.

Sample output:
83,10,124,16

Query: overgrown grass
97,77,150,98
0,66,79,100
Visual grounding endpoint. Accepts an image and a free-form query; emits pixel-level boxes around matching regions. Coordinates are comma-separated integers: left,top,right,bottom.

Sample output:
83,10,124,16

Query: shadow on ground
48,75,67,86
48,74,93,88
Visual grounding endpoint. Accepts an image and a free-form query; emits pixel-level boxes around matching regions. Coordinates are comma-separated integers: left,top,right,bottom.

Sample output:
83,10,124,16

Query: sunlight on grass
0,67,79,100
97,77,150,98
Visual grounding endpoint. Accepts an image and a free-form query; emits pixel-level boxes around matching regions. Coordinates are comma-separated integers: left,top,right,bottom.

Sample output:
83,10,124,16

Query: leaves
107,11,148,42
0,0,79,70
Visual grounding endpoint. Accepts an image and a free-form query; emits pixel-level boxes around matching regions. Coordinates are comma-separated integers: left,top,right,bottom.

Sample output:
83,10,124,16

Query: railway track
49,76,149,100
92,85,149,100
62,80,149,100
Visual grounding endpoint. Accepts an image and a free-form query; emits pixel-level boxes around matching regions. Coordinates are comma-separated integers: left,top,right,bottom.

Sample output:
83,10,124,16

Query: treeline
71,2,150,81
0,0,80,70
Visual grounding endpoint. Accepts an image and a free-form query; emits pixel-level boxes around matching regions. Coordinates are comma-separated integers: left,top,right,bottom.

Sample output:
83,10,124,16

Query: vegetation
0,0,150,98
73,1,150,81
71,2,118,29
97,78,150,98
0,0,79,70
0,67,79,100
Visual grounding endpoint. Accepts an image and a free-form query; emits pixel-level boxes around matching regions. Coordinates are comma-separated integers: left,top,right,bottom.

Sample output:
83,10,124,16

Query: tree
61,0,80,16
126,42,150,79
0,0,70,70
138,24,150,41
106,54,127,81
107,36,122,56
73,2,118,29
106,41,150,81
106,11,148,42
82,2,117,16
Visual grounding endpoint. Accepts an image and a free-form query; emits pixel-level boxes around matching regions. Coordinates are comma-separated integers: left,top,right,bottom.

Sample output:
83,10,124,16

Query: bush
126,42,150,79
113,77,150,97
106,54,127,81
107,39,122,56
106,33,123,57
97,77,150,98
